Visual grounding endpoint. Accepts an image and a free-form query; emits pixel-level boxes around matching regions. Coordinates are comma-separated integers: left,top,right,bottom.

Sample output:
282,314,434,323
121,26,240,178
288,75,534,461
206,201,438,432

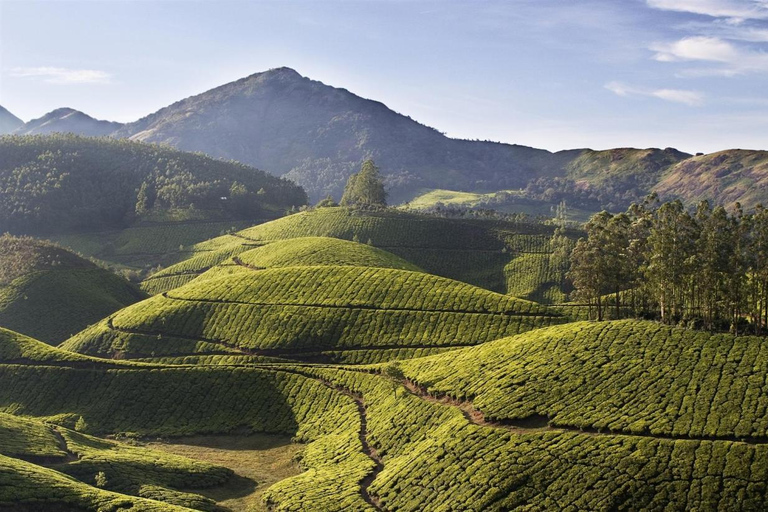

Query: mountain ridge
7,67,768,209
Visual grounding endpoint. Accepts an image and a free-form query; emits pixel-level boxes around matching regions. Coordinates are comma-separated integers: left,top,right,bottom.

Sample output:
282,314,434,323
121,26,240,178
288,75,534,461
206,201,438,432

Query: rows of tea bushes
0,454,191,511
0,360,381,510
0,327,98,364
138,207,578,297
399,319,768,439
280,366,768,511
0,412,65,460
65,266,562,358
504,252,568,303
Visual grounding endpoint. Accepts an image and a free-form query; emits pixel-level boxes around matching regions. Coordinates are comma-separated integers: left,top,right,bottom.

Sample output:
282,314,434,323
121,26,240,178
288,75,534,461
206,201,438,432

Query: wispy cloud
605,81,705,106
647,0,768,22
10,67,112,84
651,36,768,75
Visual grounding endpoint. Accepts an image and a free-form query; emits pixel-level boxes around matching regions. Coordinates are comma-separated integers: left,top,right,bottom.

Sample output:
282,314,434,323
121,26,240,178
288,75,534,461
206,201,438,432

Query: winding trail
391,373,768,445
272,368,384,511
50,427,79,463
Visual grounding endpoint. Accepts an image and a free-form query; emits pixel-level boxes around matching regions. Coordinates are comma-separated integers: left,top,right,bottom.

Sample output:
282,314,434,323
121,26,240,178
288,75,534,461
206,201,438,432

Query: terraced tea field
141,207,579,300
4,208,768,511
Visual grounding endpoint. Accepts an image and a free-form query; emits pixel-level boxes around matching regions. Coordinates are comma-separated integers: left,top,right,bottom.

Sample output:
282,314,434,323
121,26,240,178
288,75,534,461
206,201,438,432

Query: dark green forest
0,134,308,233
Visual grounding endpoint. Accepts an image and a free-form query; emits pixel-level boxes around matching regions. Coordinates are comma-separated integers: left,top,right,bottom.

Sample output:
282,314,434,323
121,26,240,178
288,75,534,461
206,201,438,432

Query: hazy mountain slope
654,149,768,209
115,67,560,202
15,107,123,137
0,106,23,135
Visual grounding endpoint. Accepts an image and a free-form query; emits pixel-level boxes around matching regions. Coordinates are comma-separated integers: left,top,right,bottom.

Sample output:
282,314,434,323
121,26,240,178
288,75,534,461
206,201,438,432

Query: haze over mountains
3,67,768,208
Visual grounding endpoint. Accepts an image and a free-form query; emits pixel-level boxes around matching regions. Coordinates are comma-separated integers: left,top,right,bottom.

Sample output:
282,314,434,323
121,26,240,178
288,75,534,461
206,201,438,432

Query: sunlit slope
400,319,768,438
142,207,576,298
142,236,420,294
66,265,562,362
0,236,146,344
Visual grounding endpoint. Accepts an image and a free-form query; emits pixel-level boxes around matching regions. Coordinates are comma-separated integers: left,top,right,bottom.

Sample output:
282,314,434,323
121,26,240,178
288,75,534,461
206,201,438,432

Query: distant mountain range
2,67,767,209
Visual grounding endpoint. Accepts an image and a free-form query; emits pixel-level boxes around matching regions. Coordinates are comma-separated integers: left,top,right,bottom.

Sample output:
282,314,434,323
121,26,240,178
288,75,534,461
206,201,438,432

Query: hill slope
5,324,768,510
0,134,307,234
0,106,23,135
14,107,123,137
140,207,578,300
63,262,561,363
0,235,146,344
654,149,768,209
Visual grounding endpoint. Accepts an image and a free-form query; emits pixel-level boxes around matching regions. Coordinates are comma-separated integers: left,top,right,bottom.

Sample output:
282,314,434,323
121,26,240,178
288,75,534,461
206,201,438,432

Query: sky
1,0,767,154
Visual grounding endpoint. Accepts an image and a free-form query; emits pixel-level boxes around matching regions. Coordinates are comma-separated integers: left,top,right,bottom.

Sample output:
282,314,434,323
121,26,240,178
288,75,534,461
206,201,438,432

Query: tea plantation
0,235,147,344
5,208,768,510
64,264,563,361
141,207,578,299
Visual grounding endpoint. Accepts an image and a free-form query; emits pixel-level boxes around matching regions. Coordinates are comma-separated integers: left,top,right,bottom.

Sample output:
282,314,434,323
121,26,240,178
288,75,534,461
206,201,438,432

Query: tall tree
341,160,387,208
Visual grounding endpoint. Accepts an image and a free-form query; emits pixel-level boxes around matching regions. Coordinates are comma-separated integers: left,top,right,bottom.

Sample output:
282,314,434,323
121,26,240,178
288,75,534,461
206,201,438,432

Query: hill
400,319,768,437
140,207,579,301
654,149,768,210
0,235,146,344
13,107,123,137
63,262,562,363
0,106,23,135
2,322,768,509
0,134,307,234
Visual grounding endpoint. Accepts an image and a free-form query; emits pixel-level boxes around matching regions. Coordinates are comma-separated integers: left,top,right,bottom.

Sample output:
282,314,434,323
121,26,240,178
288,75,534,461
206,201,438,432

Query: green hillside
141,207,578,301
0,235,146,344
64,263,562,363
3,326,768,509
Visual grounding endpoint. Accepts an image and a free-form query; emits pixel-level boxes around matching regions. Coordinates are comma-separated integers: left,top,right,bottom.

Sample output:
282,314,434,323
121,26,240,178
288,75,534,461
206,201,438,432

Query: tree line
569,195,768,334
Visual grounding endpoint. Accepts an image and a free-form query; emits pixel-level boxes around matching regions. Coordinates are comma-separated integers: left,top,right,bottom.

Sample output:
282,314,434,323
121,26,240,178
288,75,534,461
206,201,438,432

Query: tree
134,181,154,215
340,160,387,208
316,195,338,208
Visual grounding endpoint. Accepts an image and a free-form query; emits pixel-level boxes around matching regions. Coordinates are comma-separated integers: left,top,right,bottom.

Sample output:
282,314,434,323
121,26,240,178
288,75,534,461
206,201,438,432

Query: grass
144,434,303,512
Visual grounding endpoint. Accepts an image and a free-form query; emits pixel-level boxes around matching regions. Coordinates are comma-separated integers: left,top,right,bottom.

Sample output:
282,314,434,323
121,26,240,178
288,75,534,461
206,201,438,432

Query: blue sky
1,0,767,153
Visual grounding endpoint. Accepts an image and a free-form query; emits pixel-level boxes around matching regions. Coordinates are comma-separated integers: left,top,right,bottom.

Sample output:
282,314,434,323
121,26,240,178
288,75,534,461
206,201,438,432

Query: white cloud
651,36,768,75
605,81,704,105
10,67,112,84
647,0,768,21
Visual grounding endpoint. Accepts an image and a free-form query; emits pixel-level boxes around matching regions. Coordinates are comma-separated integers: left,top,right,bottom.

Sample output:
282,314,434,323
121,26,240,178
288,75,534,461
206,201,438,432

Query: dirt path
394,374,768,445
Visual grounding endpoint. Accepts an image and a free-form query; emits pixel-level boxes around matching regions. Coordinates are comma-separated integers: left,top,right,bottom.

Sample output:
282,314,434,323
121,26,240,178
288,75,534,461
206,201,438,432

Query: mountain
14,107,123,137
654,149,768,210
0,106,23,135
115,67,563,202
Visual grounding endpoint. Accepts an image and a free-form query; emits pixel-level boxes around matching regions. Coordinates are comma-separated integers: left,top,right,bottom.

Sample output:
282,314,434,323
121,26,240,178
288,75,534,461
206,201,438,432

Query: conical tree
341,160,387,208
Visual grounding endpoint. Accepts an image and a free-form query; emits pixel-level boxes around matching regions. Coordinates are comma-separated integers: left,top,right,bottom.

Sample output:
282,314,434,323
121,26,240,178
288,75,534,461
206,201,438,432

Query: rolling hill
62,260,562,363
13,107,123,137
139,207,579,301
654,149,768,210
0,235,146,344
1,318,767,509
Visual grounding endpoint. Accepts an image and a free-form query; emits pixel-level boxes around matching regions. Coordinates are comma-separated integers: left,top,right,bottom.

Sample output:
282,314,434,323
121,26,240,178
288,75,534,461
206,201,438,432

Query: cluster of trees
523,176,646,212
569,196,768,333
340,160,387,208
0,134,307,233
